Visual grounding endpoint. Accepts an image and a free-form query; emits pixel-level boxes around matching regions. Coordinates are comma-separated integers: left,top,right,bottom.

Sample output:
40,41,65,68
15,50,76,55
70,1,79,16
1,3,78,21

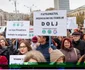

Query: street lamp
9,0,18,20
9,0,17,13
24,4,37,14
24,4,37,25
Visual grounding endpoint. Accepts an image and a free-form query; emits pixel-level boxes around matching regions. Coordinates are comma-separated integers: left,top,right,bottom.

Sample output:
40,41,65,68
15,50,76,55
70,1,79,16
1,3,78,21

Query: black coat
0,46,19,63
72,39,85,56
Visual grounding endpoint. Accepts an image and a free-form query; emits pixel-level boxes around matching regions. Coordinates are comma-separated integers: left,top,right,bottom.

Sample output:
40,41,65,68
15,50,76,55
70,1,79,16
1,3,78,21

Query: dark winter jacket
72,39,85,56
36,42,56,62
0,45,19,63
53,38,61,49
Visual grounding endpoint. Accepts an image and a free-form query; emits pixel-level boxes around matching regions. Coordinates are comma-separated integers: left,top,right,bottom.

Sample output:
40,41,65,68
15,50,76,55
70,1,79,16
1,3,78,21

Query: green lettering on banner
42,30,46,34
29,34,31,37
13,23,16,26
17,23,19,26
48,30,51,34
13,23,23,27
32,34,34,36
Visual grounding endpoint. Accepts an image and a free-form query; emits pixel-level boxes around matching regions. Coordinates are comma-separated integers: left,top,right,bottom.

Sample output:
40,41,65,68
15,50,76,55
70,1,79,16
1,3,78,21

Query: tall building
54,0,70,11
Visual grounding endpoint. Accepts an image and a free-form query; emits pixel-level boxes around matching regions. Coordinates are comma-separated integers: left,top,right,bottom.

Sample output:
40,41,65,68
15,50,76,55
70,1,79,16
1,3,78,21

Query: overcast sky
0,0,85,14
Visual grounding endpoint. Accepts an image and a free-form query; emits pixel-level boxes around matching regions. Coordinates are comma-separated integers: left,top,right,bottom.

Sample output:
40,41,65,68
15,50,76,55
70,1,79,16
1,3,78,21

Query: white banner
10,55,25,64
34,10,67,36
6,21,30,39
67,17,78,29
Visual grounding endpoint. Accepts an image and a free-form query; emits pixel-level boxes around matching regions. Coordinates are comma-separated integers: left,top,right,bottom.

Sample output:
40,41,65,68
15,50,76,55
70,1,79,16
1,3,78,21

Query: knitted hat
74,29,78,32
0,56,8,65
32,36,38,43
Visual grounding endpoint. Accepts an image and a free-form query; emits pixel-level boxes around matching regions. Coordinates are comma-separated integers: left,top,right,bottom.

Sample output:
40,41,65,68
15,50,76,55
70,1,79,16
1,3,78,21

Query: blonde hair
24,50,46,62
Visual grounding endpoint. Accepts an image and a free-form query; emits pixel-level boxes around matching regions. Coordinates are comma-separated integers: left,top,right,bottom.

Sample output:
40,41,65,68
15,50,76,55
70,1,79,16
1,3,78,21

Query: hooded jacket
50,49,65,62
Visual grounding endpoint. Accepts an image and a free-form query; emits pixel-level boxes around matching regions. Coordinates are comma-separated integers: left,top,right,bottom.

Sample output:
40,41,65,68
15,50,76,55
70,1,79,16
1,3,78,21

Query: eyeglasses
19,46,26,48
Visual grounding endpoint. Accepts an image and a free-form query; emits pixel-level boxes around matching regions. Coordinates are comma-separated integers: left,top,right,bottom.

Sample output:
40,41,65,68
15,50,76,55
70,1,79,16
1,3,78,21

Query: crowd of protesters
0,27,85,68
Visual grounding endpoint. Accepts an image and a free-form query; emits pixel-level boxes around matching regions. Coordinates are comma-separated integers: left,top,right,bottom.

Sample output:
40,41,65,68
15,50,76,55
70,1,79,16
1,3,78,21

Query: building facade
54,0,70,11
67,5,85,27
0,9,29,26
68,5,85,18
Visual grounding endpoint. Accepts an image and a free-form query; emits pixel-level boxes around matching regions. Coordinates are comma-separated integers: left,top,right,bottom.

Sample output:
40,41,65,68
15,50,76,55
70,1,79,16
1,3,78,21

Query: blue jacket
36,42,56,62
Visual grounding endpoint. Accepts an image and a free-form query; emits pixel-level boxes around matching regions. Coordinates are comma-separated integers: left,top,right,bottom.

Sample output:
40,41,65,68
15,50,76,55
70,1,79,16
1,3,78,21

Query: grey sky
0,0,85,14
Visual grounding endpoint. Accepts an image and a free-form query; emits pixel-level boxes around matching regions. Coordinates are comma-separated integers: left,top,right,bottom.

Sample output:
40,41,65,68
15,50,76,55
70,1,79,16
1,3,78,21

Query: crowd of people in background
0,27,85,68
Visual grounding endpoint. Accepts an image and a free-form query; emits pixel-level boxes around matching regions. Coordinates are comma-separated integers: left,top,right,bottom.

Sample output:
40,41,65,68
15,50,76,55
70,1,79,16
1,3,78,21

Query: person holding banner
18,39,32,55
36,36,56,62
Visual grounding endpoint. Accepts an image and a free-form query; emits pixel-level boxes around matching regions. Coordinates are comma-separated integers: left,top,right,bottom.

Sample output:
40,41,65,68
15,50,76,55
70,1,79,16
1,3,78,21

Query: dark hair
43,36,49,42
67,29,71,33
19,40,32,51
52,38,61,49
61,38,73,49
0,38,9,46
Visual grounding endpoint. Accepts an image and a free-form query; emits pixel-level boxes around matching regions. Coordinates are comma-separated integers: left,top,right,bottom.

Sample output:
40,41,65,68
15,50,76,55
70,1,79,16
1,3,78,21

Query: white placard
10,55,25,64
6,21,29,39
29,26,34,39
67,17,78,29
34,10,67,36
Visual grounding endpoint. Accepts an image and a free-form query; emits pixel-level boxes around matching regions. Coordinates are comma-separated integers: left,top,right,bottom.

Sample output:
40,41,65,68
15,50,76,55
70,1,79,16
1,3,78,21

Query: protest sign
10,55,25,65
34,10,67,36
67,17,78,29
6,21,29,39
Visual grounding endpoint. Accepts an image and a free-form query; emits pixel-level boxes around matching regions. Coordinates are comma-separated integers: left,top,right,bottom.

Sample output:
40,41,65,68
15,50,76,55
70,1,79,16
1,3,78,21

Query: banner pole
16,39,18,49
49,36,51,48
